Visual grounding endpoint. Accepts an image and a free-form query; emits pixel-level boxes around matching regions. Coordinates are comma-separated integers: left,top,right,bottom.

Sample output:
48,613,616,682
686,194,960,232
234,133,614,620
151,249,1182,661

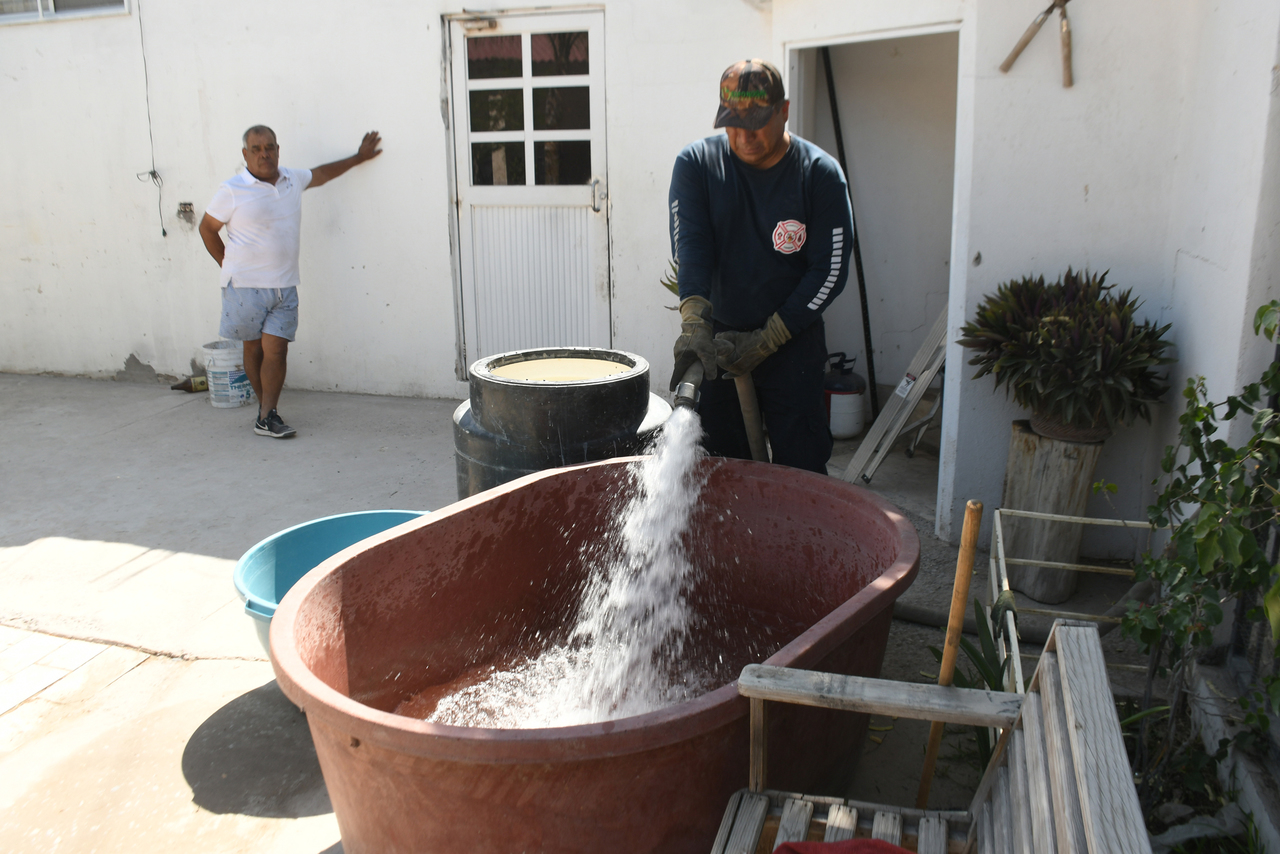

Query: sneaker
254,408,297,438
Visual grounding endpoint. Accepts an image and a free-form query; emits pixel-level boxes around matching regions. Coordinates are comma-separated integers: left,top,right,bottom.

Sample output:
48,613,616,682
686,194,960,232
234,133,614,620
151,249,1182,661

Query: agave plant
957,269,1175,435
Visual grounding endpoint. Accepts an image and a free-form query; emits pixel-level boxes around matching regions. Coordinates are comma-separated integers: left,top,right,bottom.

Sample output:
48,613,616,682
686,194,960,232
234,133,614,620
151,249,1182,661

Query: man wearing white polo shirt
198,126,382,438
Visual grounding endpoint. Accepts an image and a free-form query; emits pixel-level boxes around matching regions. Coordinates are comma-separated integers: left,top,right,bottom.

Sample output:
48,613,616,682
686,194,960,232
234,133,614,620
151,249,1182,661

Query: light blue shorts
219,286,299,342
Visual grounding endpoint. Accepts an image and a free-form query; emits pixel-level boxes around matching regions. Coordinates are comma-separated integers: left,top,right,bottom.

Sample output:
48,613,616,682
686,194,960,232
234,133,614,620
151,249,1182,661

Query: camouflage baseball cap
713,59,786,130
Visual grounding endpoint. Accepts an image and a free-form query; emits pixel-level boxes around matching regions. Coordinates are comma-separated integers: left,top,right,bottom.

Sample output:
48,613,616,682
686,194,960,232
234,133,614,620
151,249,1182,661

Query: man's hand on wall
357,131,383,163
309,131,384,188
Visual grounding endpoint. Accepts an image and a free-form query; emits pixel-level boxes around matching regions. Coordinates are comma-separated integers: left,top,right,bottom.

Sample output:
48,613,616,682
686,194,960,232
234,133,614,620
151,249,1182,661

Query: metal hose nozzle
673,362,704,409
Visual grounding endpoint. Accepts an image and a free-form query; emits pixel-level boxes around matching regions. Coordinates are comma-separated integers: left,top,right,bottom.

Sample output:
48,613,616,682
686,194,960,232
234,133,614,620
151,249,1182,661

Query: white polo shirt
205,167,313,289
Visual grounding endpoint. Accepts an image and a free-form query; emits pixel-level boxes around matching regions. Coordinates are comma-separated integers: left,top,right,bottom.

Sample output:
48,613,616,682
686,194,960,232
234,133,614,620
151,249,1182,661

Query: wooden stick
739,666,1021,727
999,5,1053,74
749,697,767,792
734,373,769,462
916,499,984,808
1059,4,1074,88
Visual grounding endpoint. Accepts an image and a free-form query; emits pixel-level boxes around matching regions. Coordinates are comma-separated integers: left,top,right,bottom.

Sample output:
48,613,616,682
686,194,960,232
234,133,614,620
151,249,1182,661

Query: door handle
590,178,606,212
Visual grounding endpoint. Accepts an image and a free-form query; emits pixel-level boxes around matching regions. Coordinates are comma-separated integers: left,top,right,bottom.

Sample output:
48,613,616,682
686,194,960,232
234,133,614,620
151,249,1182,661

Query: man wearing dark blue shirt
668,59,853,473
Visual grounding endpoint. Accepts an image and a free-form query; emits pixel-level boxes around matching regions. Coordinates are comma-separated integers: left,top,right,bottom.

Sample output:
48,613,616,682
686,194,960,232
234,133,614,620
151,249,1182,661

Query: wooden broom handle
936,500,984,688
734,373,769,462
916,499,984,808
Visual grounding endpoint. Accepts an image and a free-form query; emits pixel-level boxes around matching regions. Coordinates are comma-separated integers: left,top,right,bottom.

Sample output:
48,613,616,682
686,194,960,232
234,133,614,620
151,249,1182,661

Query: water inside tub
398,407,767,727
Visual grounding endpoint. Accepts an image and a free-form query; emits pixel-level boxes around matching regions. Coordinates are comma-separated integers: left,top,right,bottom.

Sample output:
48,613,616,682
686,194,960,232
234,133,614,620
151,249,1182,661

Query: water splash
571,405,708,719
420,407,708,727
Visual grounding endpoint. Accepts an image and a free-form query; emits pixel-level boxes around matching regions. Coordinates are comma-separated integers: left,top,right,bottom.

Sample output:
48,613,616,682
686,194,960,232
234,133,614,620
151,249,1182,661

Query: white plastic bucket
829,391,865,439
201,340,256,409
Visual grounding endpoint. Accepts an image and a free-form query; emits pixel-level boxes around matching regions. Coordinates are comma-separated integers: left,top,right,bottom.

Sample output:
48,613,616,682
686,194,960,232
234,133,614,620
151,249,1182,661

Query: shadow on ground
182,679,332,817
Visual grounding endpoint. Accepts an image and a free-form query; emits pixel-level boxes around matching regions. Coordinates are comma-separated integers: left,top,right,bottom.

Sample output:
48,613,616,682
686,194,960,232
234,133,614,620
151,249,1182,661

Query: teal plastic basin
233,510,425,655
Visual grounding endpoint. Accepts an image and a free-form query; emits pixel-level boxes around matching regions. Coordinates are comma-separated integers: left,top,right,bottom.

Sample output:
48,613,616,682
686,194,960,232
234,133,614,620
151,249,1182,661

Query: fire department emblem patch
772,220,806,254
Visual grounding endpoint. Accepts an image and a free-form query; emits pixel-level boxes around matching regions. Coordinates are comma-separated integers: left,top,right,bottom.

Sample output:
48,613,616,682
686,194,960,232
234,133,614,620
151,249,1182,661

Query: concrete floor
1,373,466,853
0,373,1141,851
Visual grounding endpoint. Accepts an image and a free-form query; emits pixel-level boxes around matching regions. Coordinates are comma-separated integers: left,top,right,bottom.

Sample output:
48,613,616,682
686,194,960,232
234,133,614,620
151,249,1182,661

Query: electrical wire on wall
134,0,165,237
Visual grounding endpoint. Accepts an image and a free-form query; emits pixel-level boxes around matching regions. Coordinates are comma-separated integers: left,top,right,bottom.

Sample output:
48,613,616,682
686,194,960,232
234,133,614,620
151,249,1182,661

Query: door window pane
469,89,524,132
472,142,526,186
531,32,588,76
535,141,591,185
467,35,521,79
51,0,123,9
533,87,590,131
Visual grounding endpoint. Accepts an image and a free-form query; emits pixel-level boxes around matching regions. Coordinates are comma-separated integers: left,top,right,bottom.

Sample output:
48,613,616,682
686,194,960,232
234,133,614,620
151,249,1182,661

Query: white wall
0,11,157,377
948,0,1280,547
4,0,1279,545
1161,2,1280,422
774,0,1280,545
1241,38,1280,408
0,0,458,396
939,0,1198,544
0,0,773,399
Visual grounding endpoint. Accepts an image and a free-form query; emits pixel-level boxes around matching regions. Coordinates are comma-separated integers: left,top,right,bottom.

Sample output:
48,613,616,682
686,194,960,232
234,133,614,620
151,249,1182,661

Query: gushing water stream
413,406,712,728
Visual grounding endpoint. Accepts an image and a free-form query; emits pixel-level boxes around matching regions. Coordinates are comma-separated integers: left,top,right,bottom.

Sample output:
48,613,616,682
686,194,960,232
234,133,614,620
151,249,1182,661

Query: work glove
670,295,719,390
714,313,791,378
990,589,1020,645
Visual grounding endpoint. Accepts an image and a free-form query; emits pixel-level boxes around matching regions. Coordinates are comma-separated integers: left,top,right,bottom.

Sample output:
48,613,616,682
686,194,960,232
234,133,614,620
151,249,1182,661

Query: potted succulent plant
958,268,1175,603
958,268,1175,442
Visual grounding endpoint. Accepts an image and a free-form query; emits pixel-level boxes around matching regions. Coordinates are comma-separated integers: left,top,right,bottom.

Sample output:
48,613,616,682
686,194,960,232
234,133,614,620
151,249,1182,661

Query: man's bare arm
308,131,383,188
199,213,226,267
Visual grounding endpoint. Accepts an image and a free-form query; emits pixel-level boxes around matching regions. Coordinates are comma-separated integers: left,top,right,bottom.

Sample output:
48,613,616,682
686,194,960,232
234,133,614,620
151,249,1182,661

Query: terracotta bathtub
271,457,919,854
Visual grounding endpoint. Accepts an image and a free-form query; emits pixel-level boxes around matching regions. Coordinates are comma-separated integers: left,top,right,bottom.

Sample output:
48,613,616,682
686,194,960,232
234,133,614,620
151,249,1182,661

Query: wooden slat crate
720,620,1149,854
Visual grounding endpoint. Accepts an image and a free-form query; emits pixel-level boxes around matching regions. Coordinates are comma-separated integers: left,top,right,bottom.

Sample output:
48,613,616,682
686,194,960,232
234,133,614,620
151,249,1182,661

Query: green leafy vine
1122,300,1280,804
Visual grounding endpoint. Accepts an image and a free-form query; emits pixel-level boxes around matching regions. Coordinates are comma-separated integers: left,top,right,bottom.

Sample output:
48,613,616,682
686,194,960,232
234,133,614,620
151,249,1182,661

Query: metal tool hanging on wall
999,0,1074,88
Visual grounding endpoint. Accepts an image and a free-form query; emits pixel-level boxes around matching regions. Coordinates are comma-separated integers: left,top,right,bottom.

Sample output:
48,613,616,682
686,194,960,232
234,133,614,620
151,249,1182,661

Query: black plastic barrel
453,347,672,498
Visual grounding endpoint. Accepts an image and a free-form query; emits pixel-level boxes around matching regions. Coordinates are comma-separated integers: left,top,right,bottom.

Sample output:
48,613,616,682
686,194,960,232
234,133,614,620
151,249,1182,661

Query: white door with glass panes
449,11,610,365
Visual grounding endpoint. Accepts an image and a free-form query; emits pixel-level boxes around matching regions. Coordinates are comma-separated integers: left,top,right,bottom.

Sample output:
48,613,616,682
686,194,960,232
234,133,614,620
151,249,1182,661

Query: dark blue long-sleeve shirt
668,134,853,333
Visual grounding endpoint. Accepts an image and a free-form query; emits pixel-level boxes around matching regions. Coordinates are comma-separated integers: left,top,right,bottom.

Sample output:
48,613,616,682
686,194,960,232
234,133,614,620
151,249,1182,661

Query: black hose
821,46,879,418
893,601,1052,646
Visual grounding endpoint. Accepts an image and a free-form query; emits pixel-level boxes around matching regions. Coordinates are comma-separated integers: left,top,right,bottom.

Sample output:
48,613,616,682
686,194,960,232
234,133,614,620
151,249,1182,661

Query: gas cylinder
824,352,867,439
